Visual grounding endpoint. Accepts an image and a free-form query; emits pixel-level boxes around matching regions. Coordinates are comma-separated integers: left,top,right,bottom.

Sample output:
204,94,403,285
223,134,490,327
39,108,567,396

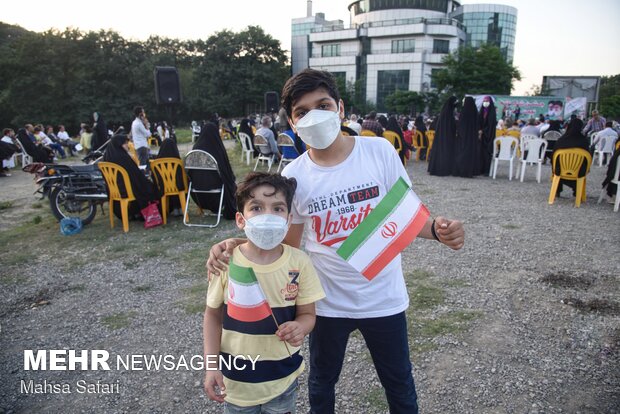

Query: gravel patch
0,157,618,413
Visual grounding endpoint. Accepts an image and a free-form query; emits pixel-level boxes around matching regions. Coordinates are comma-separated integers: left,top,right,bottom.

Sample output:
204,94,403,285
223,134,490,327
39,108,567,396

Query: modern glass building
451,3,517,62
292,0,518,111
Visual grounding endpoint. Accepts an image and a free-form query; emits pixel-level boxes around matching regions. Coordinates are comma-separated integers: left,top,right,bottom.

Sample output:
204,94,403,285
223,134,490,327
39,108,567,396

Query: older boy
208,70,464,413
204,172,324,413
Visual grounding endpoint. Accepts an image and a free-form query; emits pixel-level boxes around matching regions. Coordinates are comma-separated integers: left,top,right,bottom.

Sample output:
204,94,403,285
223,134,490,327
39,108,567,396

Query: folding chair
276,133,298,172
253,134,276,172
183,150,224,228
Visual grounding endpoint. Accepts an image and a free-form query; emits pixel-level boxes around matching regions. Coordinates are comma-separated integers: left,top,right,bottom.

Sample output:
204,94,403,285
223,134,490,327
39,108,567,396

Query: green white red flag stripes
337,177,430,281
227,262,273,322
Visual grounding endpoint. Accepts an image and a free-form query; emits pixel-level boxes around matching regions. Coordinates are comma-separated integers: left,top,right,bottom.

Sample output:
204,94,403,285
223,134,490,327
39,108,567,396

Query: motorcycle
24,160,108,225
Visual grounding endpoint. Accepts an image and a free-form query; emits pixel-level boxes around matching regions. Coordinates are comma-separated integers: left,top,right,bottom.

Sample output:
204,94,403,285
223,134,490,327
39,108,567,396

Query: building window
433,39,450,54
391,39,415,53
377,70,410,112
321,44,341,57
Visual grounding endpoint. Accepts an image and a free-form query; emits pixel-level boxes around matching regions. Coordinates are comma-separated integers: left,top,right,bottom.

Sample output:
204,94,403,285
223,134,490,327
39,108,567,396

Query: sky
2,0,620,95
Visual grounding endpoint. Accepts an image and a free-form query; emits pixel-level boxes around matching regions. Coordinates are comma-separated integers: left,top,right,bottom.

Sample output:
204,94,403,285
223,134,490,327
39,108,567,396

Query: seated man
347,114,362,135
256,116,281,161
591,121,618,156
520,118,540,137
34,125,65,159
361,111,384,136
56,125,79,156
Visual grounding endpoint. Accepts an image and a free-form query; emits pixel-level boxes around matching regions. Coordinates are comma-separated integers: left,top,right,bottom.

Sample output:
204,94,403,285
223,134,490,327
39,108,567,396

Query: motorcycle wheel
49,186,97,225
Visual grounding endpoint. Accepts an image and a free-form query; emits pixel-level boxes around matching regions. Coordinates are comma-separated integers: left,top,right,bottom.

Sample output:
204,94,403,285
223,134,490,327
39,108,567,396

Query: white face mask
242,214,289,250
482,101,490,108
294,103,341,149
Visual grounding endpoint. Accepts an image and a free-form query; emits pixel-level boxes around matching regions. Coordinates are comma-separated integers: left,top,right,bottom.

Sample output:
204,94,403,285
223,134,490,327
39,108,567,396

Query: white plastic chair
14,139,33,167
517,138,548,183
191,121,201,144
593,136,616,167
253,134,276,172
597,158,620,212
276,133,297,172
238,132,254,165
491,136,519,180
589,132,597,147
183,150,224,228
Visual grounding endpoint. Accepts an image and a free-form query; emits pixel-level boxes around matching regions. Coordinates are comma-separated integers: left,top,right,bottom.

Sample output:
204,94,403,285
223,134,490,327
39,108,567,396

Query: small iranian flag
227,262,273,322
337,177,430,280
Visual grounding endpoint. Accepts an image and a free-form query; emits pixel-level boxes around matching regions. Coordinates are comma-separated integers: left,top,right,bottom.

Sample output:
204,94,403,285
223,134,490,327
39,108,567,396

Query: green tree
189,26,289,118
432,44,521,97
384,90,425,115
600,95,620,120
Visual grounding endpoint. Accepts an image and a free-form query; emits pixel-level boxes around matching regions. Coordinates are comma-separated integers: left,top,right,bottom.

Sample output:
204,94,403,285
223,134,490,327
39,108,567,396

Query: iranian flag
337,177,430,281
227,262,273,322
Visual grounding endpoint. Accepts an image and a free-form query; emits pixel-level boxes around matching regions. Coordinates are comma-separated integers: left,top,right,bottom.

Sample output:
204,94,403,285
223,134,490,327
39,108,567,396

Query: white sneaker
607,195,616,204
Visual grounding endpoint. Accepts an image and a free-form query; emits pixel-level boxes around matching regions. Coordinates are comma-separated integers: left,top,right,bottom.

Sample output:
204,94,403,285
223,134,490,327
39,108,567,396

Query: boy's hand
276,321,305,347
434,216,464,250
206,238,243,279
204,370,226,403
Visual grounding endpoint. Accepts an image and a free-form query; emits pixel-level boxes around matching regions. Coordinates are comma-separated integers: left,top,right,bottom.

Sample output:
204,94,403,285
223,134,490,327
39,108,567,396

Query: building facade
451,3,517,62
292,0,517,111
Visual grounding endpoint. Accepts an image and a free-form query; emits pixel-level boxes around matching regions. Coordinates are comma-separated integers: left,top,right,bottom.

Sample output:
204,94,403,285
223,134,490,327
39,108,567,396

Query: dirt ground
0,148,618,414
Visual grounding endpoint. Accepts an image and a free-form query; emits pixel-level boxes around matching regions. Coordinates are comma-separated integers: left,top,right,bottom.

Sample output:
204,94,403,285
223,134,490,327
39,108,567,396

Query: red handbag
141,202,163,229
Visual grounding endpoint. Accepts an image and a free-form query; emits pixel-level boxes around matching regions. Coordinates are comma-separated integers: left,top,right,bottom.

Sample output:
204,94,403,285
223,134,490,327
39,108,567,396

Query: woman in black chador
238,118,257,156
190,122,237,220
154,138,187,215
454,96,481,177
92,112,108,152
428,96,458,176
102,134,159,219
414,115,428,160
16,128,53,163
478,95,497,175
386,115,408,165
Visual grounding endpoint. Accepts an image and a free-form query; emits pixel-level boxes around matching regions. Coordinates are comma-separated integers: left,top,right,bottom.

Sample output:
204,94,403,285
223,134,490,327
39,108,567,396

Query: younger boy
203,172,325,413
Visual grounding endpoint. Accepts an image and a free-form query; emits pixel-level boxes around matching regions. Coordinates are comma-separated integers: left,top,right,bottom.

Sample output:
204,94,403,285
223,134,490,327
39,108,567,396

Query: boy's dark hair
236,172,297,213
134,106,144,117
281,69,341,119
605,121,613,128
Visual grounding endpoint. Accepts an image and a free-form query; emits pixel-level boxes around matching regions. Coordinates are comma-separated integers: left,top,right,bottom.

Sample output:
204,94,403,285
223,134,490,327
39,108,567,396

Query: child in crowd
203,172,325,413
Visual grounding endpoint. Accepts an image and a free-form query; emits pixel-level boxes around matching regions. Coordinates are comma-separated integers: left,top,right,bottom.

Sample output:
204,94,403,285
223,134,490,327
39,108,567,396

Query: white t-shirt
131,117,150,149
57,131,70,141
282,136,412,318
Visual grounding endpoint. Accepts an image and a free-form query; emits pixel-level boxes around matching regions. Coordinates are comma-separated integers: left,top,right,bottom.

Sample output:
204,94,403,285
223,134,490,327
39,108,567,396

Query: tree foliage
0,22,289,132
384,90,425,115
432,44,521,97
599,75,620,119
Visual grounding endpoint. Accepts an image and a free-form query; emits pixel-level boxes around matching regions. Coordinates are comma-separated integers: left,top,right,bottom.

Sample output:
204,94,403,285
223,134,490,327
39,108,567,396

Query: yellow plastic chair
382,130,405,165
360,129,377,137
412,130,427,161
548,148,592,208
426,130,435,162
127,141,140,165
98,162,137,232
150,158,188,225
507,129,521,139
147,136,159,147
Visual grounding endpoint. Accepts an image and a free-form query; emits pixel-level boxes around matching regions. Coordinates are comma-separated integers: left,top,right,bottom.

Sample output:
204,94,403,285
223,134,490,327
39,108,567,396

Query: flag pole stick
270,313,293,358
252,268,293,358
